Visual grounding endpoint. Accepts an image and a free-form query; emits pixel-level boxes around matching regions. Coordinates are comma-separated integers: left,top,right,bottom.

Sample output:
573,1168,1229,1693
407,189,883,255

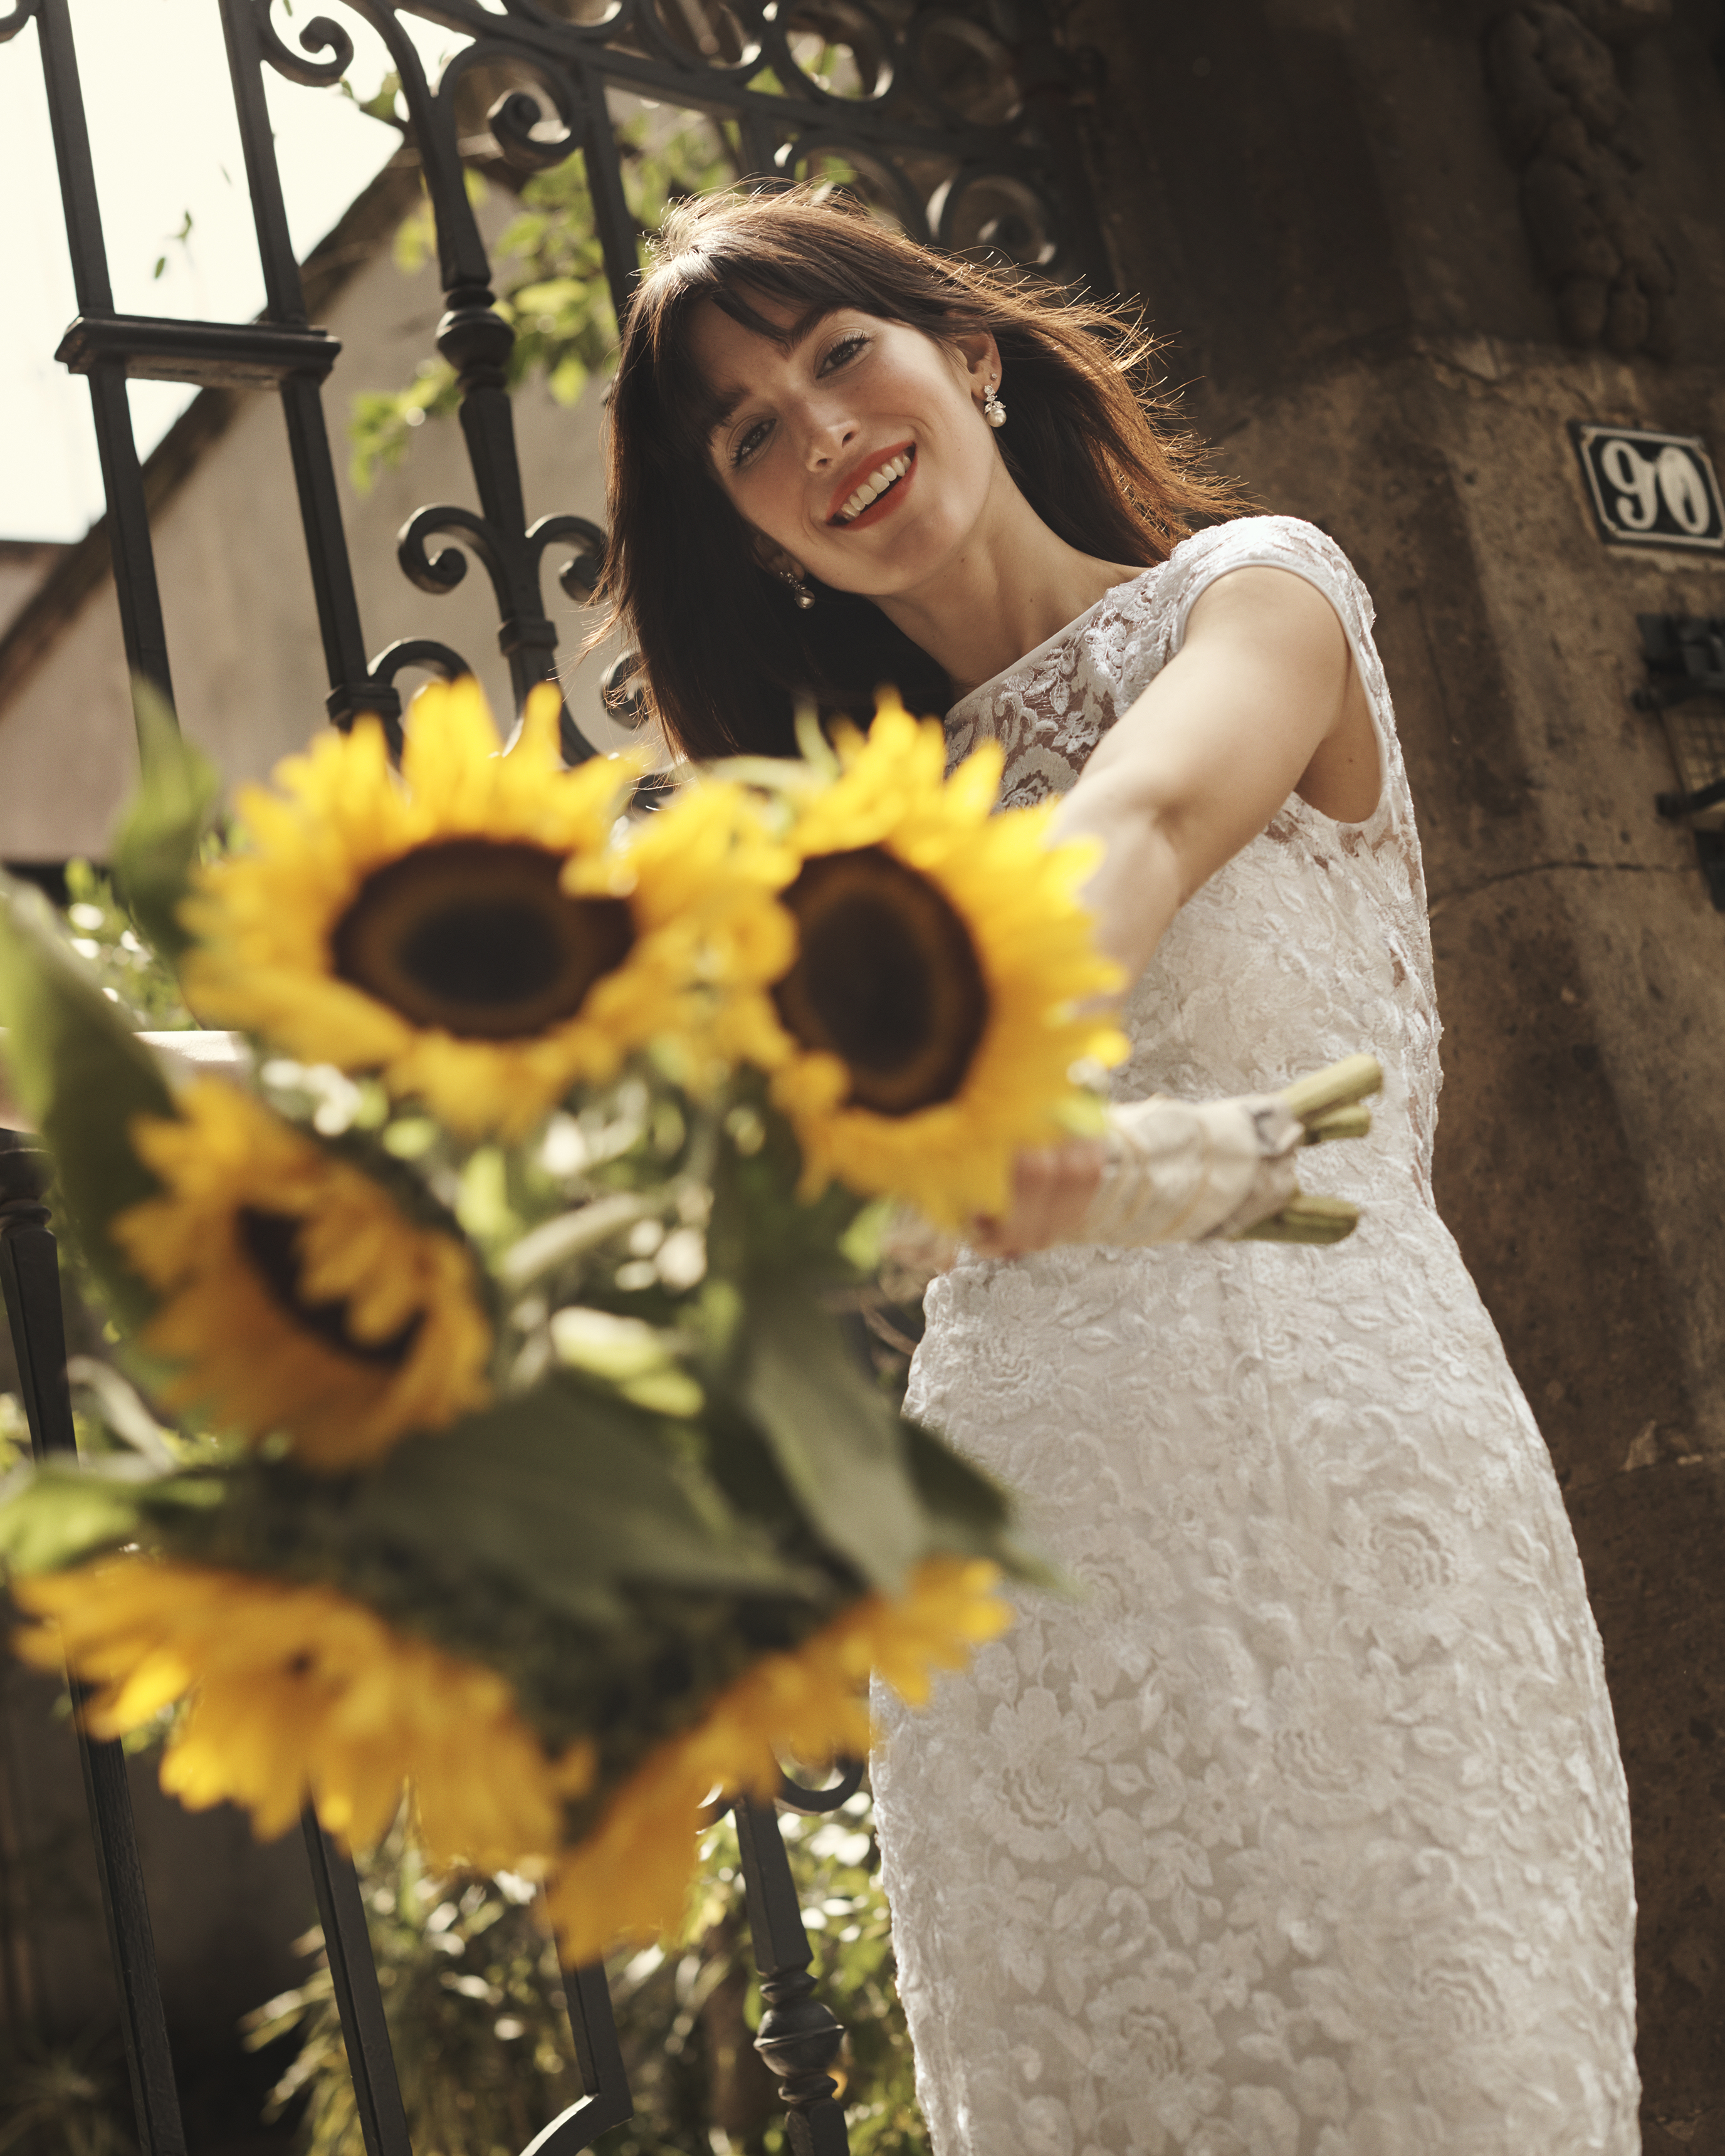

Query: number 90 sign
1571,423,1725,552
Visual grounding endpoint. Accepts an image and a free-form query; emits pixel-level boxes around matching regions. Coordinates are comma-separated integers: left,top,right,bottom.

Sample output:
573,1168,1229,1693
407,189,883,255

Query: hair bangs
639,220,936,463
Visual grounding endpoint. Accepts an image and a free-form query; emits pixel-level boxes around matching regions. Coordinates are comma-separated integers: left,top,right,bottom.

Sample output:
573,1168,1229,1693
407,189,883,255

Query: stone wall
1061,0,1725,2137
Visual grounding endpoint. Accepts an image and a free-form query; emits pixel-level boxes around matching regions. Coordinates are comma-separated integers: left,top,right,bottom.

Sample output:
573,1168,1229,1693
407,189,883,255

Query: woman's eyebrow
701,308,837,441
707,384,749,435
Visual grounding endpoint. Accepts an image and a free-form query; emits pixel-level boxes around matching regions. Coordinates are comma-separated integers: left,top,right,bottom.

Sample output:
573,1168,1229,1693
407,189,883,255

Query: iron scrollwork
251,2,354,86
735,1761,869,2156
249,0,1106,758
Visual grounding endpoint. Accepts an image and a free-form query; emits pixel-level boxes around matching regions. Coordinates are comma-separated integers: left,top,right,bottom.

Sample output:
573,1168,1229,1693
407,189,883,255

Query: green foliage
151,207,193,286
0,1463,151,1578
342,68,408,135
246,1823,583,2156
0,2029,135,2156
349,114,733,492
0,1392,28,1476
736,1280,926,1594
110,679,219,971
246,1789,928,2156
58,861,192,1031
166,1376,827,1626
0,876,172,1329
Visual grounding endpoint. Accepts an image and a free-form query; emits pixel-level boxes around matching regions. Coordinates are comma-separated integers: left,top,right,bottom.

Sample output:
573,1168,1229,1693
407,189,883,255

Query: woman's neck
871,464,1144,703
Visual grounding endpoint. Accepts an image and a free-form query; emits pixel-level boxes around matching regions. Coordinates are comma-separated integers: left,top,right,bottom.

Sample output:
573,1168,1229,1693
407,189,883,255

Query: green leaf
152,1382,827,1633
358,1383,819,1621
547,352,589,408
898,1417,1063,1590
111,677,219,967
0,1465,147,1576
0,875,172,1327
734,1277,926,1591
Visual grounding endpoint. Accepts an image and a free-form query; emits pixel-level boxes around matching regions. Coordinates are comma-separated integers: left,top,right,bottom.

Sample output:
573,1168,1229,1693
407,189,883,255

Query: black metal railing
1,3,1106,2148
0,1139,188,2156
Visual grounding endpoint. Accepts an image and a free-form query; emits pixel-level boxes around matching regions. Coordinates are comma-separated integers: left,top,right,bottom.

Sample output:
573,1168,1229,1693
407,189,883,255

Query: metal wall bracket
1634,613,1725,909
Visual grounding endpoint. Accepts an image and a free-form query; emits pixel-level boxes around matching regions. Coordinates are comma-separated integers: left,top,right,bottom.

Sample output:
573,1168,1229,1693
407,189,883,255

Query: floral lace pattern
872,518,1640,2153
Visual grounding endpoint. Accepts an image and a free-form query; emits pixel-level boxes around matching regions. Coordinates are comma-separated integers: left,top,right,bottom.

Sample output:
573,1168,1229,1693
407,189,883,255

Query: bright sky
1,0,451,542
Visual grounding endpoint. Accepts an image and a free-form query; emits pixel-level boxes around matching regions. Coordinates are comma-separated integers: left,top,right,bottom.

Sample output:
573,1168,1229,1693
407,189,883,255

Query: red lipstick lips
827,441,917,528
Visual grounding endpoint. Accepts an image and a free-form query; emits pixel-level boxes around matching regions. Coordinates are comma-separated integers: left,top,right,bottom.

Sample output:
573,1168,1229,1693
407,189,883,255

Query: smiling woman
594,186,1239,756
593,184,1644,2150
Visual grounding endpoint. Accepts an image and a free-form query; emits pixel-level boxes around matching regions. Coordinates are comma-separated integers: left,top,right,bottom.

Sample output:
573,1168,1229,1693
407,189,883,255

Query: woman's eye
731,419,772,469
821,333,868,374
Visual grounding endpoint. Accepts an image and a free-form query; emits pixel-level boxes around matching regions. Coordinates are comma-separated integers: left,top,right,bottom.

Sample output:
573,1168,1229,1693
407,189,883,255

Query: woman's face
688,294,1001,600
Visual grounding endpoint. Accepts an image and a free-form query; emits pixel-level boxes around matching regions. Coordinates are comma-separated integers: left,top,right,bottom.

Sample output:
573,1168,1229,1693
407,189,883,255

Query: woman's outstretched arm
970,563,1376,1255
1051,563,1376,983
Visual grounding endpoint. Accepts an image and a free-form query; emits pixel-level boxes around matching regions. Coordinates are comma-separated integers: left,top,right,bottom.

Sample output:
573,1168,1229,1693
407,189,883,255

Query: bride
593,187,1640,2152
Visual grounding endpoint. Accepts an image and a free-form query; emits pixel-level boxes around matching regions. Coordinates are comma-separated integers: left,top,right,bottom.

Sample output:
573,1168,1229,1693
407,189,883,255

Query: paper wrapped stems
1081,1054,1381,1248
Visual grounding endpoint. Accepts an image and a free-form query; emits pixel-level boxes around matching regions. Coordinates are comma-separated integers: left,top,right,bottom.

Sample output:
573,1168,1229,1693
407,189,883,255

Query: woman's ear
751,535,808,583
952,330,1002,404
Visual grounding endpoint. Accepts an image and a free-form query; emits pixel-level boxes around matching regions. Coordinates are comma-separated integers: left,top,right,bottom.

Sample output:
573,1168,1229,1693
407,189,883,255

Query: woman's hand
968,1136,1109,1259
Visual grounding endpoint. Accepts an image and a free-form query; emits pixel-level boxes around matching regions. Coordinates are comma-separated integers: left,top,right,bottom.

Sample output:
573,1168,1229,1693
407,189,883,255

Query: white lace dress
869,516,1640,2154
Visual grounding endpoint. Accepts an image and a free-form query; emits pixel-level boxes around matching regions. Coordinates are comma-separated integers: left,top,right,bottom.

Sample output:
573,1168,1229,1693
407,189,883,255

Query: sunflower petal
112,1081,490,1470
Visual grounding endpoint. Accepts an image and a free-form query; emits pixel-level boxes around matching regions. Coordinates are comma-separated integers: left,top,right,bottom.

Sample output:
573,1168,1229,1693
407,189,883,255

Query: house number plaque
1571,423,1725,552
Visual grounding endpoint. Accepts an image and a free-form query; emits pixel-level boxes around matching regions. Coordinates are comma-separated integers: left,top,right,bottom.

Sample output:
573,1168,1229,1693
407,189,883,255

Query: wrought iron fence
0,3,1106,2150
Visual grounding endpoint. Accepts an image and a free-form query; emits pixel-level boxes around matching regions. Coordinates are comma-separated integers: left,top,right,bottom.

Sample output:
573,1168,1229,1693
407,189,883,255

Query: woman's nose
804,414,857,471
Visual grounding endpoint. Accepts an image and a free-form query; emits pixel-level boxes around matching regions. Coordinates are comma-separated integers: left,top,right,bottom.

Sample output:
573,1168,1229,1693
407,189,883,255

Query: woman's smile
828,442,917,528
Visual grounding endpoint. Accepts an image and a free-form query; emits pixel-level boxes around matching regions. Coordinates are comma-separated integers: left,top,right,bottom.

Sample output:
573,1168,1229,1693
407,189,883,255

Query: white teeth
836,453,911,524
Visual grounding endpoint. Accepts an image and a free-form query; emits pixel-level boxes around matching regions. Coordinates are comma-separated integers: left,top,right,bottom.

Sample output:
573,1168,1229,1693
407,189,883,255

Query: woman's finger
968,1139,1108,1257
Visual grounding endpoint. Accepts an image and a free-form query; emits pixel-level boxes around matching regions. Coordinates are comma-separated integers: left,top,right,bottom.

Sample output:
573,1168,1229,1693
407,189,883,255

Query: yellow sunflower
181,679,795,1138
13,1558,592,1866
765,694,1128,1226
542,1556,1010,1962
112,1081,491,1469
594,769,797,1087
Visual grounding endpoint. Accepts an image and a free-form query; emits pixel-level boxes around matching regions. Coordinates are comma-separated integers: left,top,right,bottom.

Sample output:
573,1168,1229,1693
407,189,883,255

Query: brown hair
593,186,1242,761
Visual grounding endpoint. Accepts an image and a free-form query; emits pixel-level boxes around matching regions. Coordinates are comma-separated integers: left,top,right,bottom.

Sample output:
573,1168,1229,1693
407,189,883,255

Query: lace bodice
871,518,1640,2152
946,515,1440,1212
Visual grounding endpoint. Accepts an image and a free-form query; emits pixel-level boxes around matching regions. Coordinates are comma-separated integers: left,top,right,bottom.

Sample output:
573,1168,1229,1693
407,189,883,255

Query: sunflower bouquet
0,678,1374,1962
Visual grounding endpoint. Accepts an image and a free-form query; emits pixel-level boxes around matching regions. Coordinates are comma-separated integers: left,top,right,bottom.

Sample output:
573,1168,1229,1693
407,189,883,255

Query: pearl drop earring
778,566,815,610
982,381,1007,429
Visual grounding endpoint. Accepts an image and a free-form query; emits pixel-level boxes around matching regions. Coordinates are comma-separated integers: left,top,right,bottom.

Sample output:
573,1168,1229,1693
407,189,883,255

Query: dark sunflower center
772,846,988,1116
331,839,635,1042
238,1206,422,1370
